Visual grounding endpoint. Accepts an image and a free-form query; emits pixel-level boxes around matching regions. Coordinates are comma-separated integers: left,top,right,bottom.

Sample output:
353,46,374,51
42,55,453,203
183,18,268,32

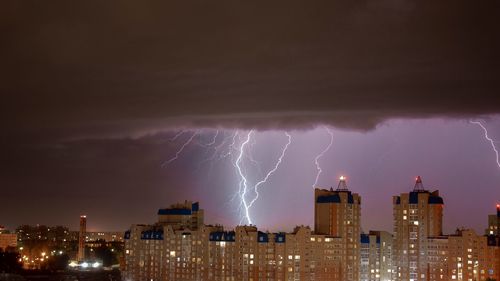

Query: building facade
314,176,361,281
446,228,499,281
393,177,499,281
0,233,17,251
83,231,125,242
360,231,393,281
124,179,359,281
393,176,444,281
486,204,500,236
124,176,499,281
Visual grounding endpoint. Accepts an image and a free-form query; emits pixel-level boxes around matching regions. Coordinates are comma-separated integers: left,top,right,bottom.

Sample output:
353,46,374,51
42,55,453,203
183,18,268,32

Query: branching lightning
162,131,199,167
470,120,500,169
221,131,239,159
234,131,292,225
313,127,334,188
169,130,185,142
196,131,233,171
160,120,499,228
162,129,292,225
247,132,292,209
200,130,219,147
235,131,253,224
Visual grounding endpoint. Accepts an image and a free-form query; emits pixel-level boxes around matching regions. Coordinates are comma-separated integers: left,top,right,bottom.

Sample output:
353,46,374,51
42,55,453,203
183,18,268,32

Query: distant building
16,225,72,247
84,231,124,243
0,233,17,250
360,231,393,281
78,215,86,261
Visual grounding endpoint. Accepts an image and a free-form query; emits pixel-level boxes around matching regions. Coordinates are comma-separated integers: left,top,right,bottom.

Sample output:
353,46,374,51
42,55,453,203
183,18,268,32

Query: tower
314,176,361,281
392,176,444,281
78,215,86,261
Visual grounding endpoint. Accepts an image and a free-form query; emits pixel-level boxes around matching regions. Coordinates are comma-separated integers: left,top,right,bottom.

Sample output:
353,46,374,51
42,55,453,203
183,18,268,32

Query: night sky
1,0,499,233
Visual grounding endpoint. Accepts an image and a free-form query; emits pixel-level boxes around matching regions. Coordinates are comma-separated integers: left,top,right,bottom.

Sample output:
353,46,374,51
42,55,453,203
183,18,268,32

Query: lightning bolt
169,130,185,142
312,127,334,188
160,129,292,226
196,131,229,168
163,129,291,226
200,130,219,147
162,131,199,167
235,130,253,224
470,120,500,169
247,132,292,210
221,131,239,159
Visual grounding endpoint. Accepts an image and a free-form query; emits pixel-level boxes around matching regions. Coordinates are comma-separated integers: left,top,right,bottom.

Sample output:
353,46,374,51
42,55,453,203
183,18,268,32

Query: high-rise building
314,176,361,281
360,231,393,281
486,204,500,236
446,228,499,281
392,178,500,281
392,176,444,281
78,215,86,261
417,226,500,281
123,176,499,281
157,200,204,229
124,195,351,281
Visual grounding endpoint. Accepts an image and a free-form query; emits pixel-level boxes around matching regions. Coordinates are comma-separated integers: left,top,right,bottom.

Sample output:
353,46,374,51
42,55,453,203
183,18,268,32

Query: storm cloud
1,0,500,232
1,0,499,141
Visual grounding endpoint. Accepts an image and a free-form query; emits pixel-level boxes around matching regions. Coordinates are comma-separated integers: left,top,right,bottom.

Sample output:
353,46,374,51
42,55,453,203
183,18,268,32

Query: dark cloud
1,0,499,141
1,1,499,231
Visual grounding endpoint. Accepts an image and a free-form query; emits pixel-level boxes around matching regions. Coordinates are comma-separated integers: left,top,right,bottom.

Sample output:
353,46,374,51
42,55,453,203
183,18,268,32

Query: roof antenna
413,176,425,191
336,176,349,191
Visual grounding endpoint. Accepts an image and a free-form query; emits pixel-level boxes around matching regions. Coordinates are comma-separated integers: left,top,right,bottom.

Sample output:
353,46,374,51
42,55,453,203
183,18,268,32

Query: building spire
337,176,349,191
413,176,425,191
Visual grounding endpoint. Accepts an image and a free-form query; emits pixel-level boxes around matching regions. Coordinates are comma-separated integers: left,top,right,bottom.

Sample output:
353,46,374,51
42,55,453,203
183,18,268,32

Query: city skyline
122,178,499,281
